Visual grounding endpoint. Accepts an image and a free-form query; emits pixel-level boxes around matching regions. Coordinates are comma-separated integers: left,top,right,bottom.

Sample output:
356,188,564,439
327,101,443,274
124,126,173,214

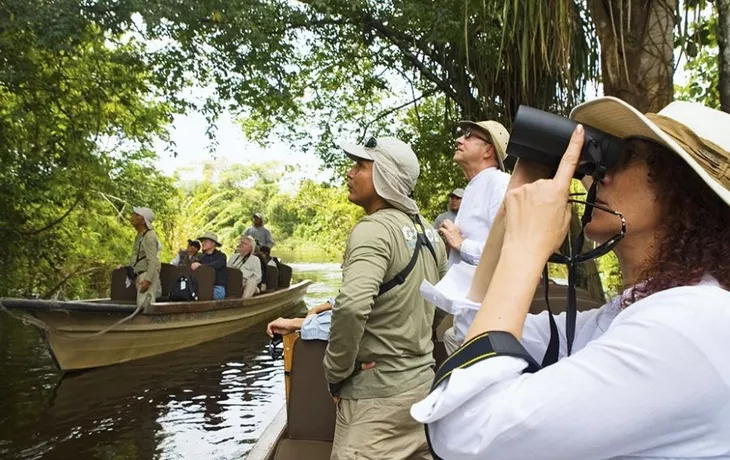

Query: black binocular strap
425,331,540,459
542,178,601,365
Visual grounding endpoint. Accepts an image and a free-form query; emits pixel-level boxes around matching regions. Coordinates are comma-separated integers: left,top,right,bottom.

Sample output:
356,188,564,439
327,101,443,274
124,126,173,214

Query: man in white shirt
434,120,510,354
227,235,262,298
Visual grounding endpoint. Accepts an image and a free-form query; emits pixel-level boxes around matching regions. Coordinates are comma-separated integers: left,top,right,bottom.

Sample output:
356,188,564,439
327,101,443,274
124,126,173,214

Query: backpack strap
377,215,438,297
132,229,151,270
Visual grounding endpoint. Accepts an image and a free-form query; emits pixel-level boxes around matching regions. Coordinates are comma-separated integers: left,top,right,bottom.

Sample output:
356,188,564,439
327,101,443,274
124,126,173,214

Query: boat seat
287,338,335,442
273,439,332,460
226,268,243,298
159,263,188,300
110,267,137,302
190,265,215,301
266,264,279,292
278,263,293,289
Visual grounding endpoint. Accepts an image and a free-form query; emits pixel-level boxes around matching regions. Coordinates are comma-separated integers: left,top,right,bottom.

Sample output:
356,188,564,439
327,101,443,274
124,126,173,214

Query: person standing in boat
324,137,448,460
227,234,262,298
431,120,510,355
128,207,161,308
433,188,464,230
169,239,201,267
244,212,275,249
191,232,228,300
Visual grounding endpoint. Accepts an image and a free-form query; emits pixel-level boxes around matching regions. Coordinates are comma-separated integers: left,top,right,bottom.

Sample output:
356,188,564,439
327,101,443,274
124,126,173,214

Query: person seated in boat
258,245,279,269
191,232,228,300
266,297,335,341
244,212,275,249
324,137,448,460
227,234,262,298
169,239,200,267
125,206,162,308
411,99,730,459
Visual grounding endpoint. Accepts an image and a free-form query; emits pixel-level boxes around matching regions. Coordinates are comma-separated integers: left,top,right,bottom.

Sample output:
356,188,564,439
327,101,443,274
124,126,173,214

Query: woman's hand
502,125,584,261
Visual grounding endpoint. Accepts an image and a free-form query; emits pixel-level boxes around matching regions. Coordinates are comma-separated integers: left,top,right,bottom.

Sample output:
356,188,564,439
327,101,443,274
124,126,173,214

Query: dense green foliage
0,0,721,301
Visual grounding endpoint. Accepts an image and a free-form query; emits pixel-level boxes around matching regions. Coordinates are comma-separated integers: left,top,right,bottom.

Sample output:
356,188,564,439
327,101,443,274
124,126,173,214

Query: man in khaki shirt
127,207,161,308
325,137,448,460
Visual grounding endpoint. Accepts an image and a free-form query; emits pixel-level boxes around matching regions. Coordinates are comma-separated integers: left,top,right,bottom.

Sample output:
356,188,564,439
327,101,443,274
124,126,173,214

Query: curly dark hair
625,139,730,306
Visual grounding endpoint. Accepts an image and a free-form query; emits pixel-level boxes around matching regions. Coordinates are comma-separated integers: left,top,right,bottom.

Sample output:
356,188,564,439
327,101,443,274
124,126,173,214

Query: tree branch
42,265,105,299
356,88,439,143
12,194,84,236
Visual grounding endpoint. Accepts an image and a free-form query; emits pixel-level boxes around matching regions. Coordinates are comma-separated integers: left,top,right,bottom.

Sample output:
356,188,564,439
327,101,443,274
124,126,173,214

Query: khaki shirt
129,230,161,284
244,225,275,248
228,253,263,284
324,208,448,399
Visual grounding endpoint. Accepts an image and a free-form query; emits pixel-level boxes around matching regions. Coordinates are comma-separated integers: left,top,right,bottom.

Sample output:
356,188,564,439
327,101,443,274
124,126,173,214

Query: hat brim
458,121,506,171
339,140,375,161
570,96,730,208
198,237,222,247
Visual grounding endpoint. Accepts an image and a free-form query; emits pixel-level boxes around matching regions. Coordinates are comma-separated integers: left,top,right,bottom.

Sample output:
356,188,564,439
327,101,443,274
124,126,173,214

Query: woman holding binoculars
412,97,730,460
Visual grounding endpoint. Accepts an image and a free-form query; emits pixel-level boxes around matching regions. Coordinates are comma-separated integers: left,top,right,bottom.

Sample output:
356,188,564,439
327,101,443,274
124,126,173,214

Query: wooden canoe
1,280,311,371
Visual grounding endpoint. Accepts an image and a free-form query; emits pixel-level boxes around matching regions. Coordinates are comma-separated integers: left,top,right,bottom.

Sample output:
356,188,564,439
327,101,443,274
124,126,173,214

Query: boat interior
264,282,603,460
110,261,294,303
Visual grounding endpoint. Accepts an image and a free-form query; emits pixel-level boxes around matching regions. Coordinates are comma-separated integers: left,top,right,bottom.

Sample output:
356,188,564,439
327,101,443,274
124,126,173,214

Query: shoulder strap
133,229,151,267
377,215,439,297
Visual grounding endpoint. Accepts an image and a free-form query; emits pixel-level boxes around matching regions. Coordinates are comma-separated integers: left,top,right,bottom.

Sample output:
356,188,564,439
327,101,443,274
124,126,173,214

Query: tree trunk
588,0,675,113
718,0,730,113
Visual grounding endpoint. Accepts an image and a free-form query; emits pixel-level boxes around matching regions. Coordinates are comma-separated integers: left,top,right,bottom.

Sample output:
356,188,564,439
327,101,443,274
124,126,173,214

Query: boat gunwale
1,280,311,315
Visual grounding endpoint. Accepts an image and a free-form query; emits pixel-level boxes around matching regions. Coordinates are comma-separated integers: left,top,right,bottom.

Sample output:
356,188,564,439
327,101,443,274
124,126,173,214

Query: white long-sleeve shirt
412,279,730,460
448,166,509,266
430,166,508,346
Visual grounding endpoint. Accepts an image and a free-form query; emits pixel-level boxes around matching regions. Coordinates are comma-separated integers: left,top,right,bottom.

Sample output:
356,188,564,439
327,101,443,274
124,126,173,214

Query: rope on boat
0,298,144,339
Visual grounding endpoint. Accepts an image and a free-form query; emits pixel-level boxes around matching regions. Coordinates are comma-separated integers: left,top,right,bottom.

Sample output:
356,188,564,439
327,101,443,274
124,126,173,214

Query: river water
0,261,341,460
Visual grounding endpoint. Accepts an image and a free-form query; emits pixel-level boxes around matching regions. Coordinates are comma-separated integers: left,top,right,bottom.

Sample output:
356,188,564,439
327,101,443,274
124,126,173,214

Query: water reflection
0,261,341,460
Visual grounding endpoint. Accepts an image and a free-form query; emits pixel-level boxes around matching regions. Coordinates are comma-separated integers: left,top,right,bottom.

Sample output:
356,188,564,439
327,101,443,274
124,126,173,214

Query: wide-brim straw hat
570,97,730,207
197,232,222,247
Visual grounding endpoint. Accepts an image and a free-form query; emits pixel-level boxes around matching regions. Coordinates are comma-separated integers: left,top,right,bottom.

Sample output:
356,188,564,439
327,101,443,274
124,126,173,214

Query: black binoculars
506,105,626,179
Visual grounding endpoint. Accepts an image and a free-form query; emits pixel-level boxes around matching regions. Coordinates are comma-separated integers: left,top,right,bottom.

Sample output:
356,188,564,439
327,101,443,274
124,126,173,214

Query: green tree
0,0,177,297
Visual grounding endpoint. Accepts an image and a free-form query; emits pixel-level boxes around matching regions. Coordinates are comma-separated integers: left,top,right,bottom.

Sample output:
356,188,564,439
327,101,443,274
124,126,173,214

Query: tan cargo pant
331,379,432,460
135,274,160,310
242,279,258,298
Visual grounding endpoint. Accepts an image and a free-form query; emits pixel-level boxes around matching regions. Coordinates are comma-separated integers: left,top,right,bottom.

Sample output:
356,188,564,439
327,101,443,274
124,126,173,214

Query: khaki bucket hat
570,97,730,208
458,120,510,171
197,231,222,247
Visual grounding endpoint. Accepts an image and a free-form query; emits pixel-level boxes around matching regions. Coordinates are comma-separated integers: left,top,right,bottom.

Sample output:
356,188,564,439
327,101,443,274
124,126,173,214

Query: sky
153,109,331,191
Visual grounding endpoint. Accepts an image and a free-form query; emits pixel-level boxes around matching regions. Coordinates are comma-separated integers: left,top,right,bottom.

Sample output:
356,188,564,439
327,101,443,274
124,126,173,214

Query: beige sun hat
338,137,421,215
570,97,730,207
458,120,510,171
132,206,155,229
197,231,222,247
